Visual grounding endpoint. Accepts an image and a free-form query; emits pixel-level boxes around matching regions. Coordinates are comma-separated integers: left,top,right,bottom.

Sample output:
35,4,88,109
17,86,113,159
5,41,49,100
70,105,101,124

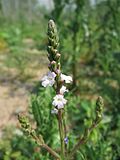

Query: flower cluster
42,71,72,112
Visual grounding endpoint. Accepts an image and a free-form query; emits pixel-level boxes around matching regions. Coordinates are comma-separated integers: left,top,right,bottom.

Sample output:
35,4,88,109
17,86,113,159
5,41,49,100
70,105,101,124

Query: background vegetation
0,0,120,159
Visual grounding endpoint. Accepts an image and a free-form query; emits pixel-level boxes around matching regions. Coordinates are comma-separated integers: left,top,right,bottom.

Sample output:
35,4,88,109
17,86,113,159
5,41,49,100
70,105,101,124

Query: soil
0,48,48,132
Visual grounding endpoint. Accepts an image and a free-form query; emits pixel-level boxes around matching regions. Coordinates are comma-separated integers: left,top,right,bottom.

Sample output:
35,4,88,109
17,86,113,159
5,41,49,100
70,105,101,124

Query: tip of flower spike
48,19,56,30
49,19,55,24
95,96,104,124
96,96,104,108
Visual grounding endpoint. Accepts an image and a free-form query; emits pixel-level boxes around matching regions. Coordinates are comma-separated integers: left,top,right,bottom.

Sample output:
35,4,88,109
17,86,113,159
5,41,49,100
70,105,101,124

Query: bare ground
0,48,48,132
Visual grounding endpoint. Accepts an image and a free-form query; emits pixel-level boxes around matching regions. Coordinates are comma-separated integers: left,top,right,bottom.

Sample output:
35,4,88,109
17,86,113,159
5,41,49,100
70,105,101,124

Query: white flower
61,74,72,83
41,71,56,87
60,86,68,94
52,94,67,109
51,108,58,114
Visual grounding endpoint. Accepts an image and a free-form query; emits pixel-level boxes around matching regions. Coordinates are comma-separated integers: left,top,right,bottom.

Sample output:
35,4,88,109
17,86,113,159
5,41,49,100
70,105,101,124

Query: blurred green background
0,0,120,159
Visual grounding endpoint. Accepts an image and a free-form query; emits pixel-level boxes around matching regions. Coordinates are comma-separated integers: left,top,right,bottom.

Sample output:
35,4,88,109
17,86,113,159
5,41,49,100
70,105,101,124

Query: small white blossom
52,94,67,109
61,74,72,83
41,71,56,87
60,86,68,94
51,108,58,114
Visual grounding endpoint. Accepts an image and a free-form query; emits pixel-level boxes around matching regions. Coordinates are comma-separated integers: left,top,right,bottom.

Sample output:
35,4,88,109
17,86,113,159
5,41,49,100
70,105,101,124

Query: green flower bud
95,96,104,124
48,20,57,33
47,20,59,62
55,53,61,60
51,60,56,65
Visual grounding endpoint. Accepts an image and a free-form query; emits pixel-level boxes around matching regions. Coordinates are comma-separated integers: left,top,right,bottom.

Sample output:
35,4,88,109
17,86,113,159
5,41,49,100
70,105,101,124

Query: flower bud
49,31,54,38
56,69,61,75
48,20,56,33
55,53,61,60
54,42,59,48
47,46,52,53
96,96,103,112
57,62,61,70
54,49,58,54
51,61,56,65
95,96,104,124
51,61,56,69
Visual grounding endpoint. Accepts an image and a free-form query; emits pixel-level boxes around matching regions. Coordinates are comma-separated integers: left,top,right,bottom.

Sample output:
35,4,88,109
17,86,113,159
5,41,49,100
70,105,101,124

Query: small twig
31,131,60,159
68,121,98,159
68,96,104,159
42,144,61,160
18,114,61,160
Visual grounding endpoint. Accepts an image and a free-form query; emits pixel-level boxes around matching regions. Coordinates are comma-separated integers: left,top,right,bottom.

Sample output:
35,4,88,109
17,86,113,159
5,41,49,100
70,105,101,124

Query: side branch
18,114,60,160
42,144,60,159
68,96,104,159
31,131,60,160
68,120,99,158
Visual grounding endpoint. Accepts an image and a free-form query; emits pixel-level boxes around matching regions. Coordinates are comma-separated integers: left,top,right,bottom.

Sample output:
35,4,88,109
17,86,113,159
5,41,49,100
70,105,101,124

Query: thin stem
68,121,99,159
58,110,65,160
42,144,61,160
63,110,67,153
32,133,61,160
68,96,103,159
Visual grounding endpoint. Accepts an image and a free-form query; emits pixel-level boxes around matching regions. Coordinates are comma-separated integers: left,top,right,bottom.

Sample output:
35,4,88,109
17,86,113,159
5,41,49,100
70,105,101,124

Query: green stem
63,110,67,153
58,110,65,160
42,144,61,160
68,120,101,159
30,130,61,160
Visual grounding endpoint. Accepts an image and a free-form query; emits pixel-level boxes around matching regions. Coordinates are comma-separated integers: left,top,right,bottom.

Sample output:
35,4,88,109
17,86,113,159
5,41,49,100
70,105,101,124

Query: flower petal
60,86,68,94
61,74,72,83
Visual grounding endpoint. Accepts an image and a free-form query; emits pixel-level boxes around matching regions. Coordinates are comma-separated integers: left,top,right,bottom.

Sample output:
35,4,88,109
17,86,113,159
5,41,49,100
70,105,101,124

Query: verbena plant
18,20,103,160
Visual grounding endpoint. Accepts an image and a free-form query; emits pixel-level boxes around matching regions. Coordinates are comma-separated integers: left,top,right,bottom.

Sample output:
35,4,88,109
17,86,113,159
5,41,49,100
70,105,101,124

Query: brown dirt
0,49,48,131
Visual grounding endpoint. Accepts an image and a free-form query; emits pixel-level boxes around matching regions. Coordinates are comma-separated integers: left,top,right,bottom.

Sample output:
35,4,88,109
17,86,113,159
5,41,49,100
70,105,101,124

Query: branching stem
68,96,103,159
31,130,61,160
68,122,98,159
